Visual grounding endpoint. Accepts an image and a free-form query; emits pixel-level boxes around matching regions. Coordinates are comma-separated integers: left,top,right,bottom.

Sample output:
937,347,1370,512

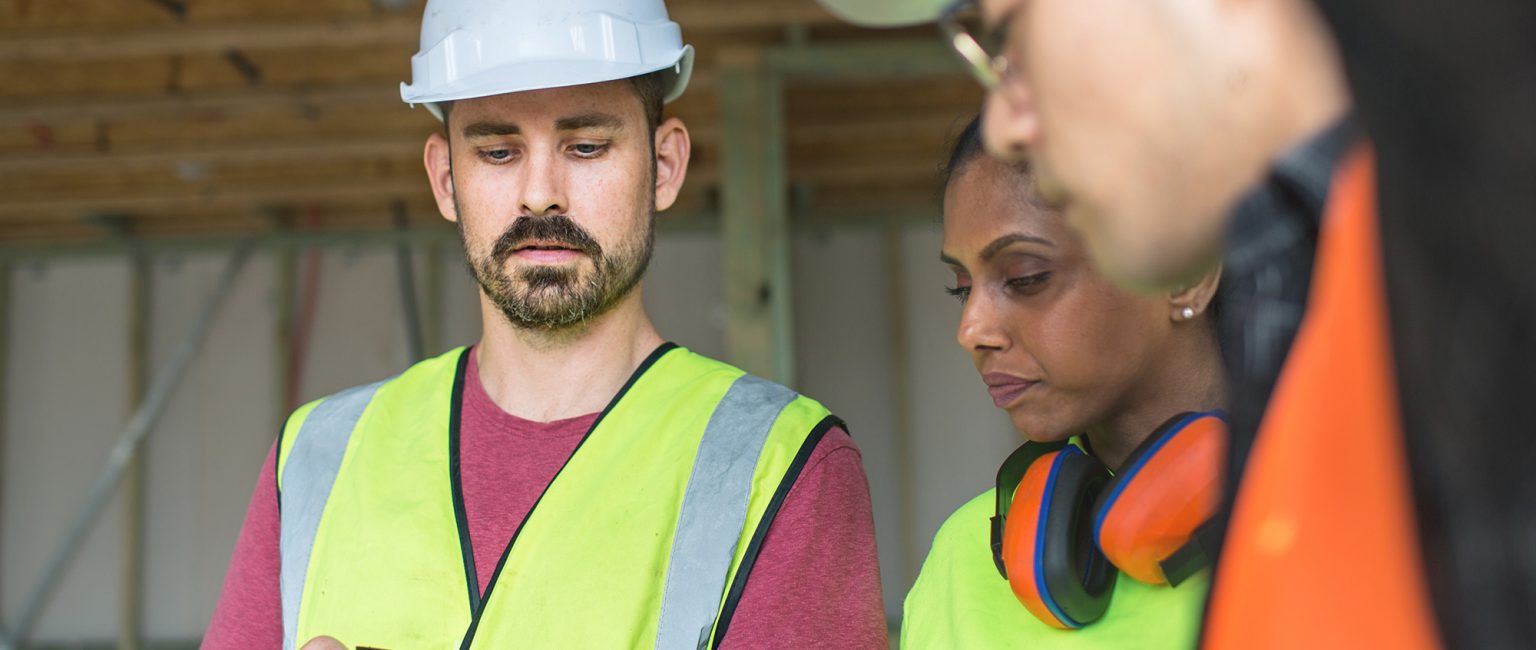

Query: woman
902,117,1226,648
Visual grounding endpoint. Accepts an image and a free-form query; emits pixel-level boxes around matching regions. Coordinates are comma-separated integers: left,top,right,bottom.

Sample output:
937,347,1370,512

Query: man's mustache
490,215,603,262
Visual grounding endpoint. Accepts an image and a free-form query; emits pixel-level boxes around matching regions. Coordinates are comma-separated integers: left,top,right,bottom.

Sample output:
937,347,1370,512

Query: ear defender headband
989,411,1227,629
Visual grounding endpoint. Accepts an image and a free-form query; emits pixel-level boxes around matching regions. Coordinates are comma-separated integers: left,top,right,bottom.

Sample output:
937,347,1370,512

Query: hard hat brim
402,46,694,122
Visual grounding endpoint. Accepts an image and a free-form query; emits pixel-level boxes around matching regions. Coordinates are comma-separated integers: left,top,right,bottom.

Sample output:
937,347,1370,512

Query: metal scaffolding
1,244,254,650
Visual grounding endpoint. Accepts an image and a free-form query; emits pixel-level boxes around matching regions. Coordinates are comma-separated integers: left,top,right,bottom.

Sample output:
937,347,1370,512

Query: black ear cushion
993,440,1070,579
1038,449,1118,627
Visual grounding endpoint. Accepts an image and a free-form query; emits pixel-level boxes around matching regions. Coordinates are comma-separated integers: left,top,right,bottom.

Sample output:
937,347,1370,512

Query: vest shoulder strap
276,379,386,650
655,373,799,649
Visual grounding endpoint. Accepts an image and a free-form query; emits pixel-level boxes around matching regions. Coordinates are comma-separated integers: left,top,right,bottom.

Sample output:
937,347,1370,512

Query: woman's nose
957,290,1010,352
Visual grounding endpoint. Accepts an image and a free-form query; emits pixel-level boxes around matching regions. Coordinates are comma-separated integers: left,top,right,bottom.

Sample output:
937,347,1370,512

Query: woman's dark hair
940,114,991,192
939,114,1052,216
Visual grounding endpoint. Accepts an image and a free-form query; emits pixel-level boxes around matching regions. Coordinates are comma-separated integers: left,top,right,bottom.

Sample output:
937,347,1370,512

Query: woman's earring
1180,306,1196,320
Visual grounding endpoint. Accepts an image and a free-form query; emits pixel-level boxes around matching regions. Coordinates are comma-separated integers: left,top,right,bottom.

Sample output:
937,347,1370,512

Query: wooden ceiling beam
0,2,841,63
0,152,942,223
0,110,962,175
0,58,967,130
0,16,418,62
0,174,428,220
0,137,422,175
0,83,397,125
0,73,727,126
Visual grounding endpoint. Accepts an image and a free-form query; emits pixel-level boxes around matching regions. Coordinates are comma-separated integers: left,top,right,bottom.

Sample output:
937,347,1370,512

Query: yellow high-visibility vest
903,490,1208,649
276,344,838,649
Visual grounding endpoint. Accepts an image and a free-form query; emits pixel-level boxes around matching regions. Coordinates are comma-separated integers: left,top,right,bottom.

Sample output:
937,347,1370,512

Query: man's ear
652,116,691,212
1169,263,1223,321
424,132,458,223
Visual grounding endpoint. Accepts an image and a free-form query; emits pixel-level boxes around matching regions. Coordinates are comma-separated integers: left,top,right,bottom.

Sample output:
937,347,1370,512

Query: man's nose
519,149,569,217
982,84,1040,163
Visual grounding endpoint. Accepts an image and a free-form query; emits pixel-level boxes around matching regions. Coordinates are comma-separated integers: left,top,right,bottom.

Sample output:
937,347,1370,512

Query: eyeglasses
937,0,1011,91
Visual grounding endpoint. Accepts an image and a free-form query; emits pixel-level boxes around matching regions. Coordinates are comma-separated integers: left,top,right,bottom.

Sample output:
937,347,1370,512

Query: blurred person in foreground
203,0,887,647
903,115,1227,648
1301,2,1536,646
818,0,1447,647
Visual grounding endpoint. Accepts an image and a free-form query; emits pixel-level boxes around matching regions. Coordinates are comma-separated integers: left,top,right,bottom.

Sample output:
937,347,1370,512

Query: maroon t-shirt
203,349,888,648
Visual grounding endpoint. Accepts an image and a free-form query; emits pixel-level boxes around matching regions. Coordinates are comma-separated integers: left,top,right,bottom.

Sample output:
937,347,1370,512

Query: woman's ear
1169,263,1223,322
652,116,691,212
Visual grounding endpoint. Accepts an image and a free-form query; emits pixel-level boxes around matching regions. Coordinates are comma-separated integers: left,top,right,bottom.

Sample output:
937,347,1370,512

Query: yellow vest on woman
275,344,838,649
903,491,1209,649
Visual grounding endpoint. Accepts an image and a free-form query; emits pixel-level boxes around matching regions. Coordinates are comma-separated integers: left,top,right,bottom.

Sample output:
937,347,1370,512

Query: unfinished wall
1,221,1017,642
3,258,133,641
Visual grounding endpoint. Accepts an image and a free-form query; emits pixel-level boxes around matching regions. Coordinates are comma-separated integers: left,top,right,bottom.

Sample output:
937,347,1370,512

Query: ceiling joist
0,2,841,62
0,0,973,245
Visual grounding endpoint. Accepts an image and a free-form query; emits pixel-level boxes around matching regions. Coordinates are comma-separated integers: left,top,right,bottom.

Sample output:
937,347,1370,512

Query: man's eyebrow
462,121,520,138
555,113,624,132
980,232,1053,261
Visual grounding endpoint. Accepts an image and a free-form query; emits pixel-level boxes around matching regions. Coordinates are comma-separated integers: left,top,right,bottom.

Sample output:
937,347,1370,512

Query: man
818,0,1440,646
1305,2,1536,646
204,0,888,647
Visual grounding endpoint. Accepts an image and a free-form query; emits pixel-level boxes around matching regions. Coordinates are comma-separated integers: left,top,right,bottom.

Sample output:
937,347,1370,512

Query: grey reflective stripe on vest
655,374,798,650
278,380,385,650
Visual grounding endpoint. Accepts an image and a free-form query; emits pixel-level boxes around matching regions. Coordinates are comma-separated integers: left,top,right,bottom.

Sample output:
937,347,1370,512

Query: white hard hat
815,0,949,28
400,0,696,121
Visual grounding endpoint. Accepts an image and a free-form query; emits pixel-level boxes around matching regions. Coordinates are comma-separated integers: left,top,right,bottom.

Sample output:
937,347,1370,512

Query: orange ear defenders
989,411,1226,629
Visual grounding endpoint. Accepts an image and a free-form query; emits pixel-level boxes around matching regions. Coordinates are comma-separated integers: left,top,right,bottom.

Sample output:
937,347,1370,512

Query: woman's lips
982,372,1038,409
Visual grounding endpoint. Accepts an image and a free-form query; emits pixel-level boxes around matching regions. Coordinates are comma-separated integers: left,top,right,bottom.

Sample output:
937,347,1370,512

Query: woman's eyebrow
980,232,1053,262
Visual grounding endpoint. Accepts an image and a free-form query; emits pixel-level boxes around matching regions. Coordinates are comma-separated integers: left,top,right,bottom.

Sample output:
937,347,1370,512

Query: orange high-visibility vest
1204,148,1441,649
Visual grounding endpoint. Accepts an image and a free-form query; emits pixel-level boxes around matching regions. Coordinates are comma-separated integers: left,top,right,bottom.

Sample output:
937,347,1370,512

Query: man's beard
459,206,655,332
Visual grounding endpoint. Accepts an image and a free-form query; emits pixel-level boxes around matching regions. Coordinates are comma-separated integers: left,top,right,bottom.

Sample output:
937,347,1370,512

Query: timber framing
1,0,977,245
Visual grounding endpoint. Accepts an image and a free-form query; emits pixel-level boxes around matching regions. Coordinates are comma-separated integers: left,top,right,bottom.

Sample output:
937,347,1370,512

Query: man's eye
478,148,513,162
571,143,607,157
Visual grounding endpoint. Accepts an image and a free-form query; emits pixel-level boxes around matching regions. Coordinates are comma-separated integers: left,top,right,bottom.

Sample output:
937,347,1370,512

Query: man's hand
300,636,348,650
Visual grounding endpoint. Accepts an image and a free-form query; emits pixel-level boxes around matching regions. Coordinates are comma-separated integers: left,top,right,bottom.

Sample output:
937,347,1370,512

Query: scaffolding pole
719,49,795,385
274,238,297,426
884,225,921,586
391,201,425,361
0,262,9,631
117,255,151,650
1,243,253,650
423,241,444,357
708,39,962,386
